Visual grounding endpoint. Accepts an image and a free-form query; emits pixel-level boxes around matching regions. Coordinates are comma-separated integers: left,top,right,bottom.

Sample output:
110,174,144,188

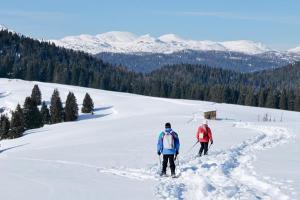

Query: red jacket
196,125,213,143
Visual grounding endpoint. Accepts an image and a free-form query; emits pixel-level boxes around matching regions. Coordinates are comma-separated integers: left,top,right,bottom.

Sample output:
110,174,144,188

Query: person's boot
198,150,202,157
171,171,176,178
160,171,167,177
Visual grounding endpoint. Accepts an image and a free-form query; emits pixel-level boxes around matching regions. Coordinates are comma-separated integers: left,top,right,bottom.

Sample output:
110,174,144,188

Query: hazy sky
1,0,299,50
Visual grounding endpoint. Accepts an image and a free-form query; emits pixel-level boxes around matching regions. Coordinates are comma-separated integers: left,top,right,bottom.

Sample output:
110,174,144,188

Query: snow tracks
5,123,293,199
100,123,294,200
154,123,294,200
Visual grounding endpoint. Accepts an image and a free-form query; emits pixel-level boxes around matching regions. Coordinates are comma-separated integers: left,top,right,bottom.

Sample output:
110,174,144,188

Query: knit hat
165,122,171,128
203,119,208,125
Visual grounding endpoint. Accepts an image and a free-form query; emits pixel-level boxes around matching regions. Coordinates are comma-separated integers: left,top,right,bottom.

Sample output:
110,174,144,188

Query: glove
176,150,179,155
211,140,214,145
157,152,161,156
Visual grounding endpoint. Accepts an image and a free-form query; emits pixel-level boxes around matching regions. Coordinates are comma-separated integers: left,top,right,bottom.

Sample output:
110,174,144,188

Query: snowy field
0,78,299,200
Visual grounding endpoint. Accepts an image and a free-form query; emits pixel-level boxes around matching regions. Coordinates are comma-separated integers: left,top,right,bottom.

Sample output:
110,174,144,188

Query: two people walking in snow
157,120,213,176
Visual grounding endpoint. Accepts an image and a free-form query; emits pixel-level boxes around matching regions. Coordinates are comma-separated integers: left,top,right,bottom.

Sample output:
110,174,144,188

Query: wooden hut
203,110,217,120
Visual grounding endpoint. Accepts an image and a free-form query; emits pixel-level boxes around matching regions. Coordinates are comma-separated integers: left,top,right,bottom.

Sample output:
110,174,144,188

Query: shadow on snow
0,143,29,154
78,113,112,121
93,106,113,112
78,105,113,121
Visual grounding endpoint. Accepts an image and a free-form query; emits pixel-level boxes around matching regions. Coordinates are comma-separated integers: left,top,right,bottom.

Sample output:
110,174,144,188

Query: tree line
0,84,94,140
96,50,289,73
143,64,300,111
1,29,300,112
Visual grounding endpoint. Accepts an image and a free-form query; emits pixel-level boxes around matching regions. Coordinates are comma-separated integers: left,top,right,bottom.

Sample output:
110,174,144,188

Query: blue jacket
157,128,180,155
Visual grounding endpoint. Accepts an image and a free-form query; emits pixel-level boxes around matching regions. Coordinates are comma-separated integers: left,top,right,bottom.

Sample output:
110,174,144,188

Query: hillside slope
96,51,295,73
1,29,300,112
0,78,300,199
51,31,300,73
252,62,300,88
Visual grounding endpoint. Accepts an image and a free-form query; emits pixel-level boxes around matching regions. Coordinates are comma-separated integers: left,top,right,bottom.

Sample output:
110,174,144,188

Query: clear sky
1,0,299,50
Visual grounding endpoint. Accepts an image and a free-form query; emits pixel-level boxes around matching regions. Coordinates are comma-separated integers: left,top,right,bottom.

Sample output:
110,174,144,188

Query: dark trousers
162,154,175,175
199,142,209,156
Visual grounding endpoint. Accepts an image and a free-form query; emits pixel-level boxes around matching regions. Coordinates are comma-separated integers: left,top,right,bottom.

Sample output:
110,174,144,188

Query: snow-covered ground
0,78,300,200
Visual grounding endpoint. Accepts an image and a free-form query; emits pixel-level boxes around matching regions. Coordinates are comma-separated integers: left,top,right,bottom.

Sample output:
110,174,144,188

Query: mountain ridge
96,50,298,73
51,31,276,55
1,24,299,56
1,25,299,73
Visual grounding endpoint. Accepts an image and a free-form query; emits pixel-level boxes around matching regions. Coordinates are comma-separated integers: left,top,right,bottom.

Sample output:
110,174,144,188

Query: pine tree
23,97,43,129
50,89,64,124
10,104,24,138
81,93,94,113
64,92,78,121
31,84,42,105
0,115,10,139
40,101,51,124
287,90,295,111
245,89,257,106
237,87,247,105
265,90,279,108
223,87,232,103
258,88,268,108
279,89,288,110
294,93,300,111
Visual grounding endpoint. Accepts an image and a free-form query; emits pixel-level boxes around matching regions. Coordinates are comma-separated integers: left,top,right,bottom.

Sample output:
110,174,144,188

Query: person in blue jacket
157,122,180,177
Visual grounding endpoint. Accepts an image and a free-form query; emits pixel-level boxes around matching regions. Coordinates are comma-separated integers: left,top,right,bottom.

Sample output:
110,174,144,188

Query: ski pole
158,155,162,173
176,155,180,169
175,154,180,175
185,141,199,154
208,143,213,151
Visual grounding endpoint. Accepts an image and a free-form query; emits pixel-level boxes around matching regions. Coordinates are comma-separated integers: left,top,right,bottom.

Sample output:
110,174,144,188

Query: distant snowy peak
96,31,137,43
220,40,271,55
288,46,300,54
0,24,15,33
0,24,8,31
158,34,184,42
51,31,274,55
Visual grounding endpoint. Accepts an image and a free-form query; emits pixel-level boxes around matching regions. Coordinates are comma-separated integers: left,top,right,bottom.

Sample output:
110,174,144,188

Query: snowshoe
171,173,180,178
160,172,167,177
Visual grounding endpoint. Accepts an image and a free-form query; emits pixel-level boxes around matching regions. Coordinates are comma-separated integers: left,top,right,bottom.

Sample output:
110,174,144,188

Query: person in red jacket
196,120,213,156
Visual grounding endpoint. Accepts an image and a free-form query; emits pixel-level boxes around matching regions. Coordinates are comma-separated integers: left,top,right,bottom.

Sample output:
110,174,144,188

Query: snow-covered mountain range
50,31,300,55
1,24,300,56
49,31,300,72
1,25,300,72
